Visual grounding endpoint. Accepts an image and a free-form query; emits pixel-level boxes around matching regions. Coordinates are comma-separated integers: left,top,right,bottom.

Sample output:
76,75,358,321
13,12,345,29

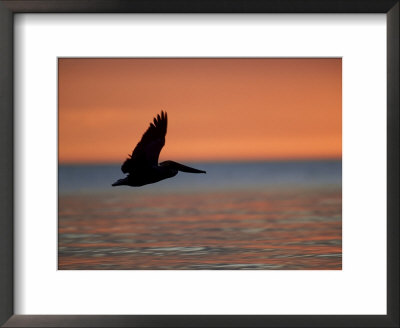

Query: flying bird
112,111,206,187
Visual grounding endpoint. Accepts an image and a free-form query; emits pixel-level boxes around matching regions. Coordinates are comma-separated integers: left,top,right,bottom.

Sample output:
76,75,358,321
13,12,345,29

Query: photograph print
58,58,342,270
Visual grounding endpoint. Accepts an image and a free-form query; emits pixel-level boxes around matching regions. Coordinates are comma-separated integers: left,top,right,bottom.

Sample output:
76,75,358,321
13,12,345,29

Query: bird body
112,164,177,187
112,112,206,187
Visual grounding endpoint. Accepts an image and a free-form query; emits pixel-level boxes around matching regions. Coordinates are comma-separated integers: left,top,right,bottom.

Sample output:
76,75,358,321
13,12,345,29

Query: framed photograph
0,1,398,327
57,57,342,271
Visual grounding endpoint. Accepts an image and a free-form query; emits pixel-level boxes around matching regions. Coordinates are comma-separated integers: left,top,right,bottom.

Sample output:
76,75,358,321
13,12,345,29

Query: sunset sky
58,58,341,163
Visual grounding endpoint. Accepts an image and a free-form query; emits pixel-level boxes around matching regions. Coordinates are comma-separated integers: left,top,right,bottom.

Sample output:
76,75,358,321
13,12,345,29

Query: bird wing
121,111,167,173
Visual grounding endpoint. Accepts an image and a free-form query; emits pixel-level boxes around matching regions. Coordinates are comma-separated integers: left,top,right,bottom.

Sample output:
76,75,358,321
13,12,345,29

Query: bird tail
112,178,126,186
160,160,206,173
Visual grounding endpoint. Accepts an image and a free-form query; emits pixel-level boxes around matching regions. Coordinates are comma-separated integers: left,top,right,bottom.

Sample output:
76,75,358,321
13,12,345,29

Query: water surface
58,161,341,270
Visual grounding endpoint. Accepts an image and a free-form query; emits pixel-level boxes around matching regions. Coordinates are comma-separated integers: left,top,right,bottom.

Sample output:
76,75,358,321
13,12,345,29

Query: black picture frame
0,1,398,327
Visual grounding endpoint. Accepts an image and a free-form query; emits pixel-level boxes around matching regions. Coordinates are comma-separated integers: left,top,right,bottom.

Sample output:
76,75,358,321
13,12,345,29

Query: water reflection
58,188,341,270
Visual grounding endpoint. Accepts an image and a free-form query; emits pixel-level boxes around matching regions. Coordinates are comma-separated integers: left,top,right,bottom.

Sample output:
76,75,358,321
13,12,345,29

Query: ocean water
58,161,342,270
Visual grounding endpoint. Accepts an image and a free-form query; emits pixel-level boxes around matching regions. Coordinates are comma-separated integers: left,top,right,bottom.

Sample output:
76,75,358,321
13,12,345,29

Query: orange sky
58,58,341,163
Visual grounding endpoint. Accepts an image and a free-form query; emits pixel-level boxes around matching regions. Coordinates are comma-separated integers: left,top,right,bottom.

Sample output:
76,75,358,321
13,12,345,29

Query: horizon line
59,157,342,165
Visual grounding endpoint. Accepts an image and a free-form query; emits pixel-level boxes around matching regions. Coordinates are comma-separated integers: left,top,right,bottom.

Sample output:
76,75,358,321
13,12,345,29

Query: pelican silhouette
112,111,206,187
